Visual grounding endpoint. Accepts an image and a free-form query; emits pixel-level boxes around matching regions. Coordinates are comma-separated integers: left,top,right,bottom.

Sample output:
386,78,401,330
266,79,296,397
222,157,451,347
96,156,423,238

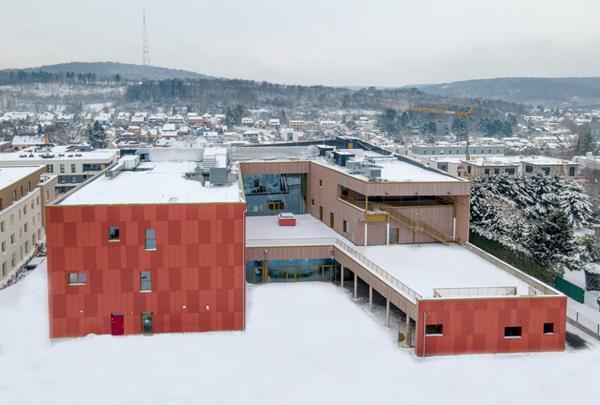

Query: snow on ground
1,262,600,405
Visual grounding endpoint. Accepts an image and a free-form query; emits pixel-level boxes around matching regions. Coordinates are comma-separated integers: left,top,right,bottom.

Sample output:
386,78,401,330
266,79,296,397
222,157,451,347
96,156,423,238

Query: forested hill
418,77,600,106
0,62,210,82
124,78,524,113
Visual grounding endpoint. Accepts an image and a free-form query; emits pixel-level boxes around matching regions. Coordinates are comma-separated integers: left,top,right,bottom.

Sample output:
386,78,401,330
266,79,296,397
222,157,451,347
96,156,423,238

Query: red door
111,313,124,335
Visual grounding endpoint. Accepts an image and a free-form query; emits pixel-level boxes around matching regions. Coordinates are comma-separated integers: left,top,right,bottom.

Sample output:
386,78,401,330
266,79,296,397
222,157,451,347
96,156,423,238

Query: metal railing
334,239,422,302
568,307,600,337
379,204,451,244
433,286,517,298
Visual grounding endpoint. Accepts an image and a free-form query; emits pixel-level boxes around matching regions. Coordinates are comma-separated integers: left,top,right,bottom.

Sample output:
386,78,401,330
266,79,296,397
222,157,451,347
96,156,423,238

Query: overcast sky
1,0,599,86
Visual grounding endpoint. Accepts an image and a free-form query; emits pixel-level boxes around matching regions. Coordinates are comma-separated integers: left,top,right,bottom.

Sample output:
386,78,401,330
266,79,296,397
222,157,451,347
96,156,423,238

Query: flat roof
246,214,340,247
359,244,531,298
0,146,117,162
0,166,43,190
315,155,462,183
58,161,242,206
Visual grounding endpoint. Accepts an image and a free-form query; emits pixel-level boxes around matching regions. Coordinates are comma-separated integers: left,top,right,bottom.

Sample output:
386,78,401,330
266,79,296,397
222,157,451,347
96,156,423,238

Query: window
542,167,550,175
71,164,76,173
319,179,323,187
10,234,15,245
28,181,31,192
525,165,533,173
0,221,4,232
145,229,157,250
504,326,522,338
45,191,49,200
47,164,54,173
311,198,314,207
484,168,490,175
83,163,103,172
12,190,17,201
569,166,576,176
543,323,554,335
507,168,516,175
24,223,28,233
68,272,86,285
60,164,65,174
140,271,151,291
1,262,6,277
1,241,5,253
108,227,120,242
343,219,348,234
425,324,443,335
24,205,27,215
493,168,500,175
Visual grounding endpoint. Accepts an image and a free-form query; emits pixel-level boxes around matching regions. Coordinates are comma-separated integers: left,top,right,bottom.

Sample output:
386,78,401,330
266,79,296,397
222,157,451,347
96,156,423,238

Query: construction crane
406,102,478,159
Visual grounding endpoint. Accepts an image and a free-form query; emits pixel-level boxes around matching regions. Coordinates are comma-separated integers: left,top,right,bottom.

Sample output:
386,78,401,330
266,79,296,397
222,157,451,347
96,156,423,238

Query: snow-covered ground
1,263,600,405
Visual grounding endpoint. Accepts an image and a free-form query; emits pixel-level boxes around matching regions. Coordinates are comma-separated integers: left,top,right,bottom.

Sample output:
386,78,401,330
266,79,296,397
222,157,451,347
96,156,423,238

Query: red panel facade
46,203,246,338
415,296,566,356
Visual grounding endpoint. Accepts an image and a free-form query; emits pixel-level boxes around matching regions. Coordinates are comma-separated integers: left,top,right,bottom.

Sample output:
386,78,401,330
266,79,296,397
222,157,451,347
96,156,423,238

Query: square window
140,271,151,291
68,272,86,285
108,226,120,242
425,324,443,335
543,323,554,335
504,326,522,338
145,228,157,250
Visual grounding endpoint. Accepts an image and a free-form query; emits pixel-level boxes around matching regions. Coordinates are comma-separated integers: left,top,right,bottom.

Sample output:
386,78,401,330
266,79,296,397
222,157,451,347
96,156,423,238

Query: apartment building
0,165,53,284
0,145,118,194
45,144,566,357
462,156,579,178
411,143,505,157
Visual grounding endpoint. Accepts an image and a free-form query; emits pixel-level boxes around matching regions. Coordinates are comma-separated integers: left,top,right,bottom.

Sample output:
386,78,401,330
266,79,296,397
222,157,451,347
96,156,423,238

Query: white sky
1,0,600,86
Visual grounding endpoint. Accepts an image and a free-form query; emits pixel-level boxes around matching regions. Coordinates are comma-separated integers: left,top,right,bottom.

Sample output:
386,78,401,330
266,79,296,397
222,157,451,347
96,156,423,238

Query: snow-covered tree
523,208,581,276
558,177,593,227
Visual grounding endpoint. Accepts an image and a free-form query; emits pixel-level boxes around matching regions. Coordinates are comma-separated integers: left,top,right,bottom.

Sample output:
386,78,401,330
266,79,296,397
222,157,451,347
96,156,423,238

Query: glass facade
243,173,307,216
246,258,335,284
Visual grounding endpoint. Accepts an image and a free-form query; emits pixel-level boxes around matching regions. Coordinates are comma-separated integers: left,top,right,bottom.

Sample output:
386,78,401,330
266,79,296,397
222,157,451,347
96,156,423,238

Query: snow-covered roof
246,214,341,247
0,166,43,190
58,161,242,206
11,135,46,146
315,153,462,183
360,244,532,298
0,146,118,162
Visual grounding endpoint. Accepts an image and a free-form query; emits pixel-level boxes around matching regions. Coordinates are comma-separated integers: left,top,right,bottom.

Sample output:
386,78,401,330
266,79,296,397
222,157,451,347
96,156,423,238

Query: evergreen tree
557,177,593,227
524,208,580,275
88,121,107,148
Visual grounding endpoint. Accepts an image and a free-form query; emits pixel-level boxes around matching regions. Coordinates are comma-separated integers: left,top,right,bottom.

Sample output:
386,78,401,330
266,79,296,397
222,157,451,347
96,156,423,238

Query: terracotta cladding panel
416,296,567,356
47,203,245,338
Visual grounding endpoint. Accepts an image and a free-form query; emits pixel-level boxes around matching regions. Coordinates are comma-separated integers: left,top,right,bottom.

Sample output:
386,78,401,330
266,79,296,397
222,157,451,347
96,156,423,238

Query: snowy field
1,264,599,405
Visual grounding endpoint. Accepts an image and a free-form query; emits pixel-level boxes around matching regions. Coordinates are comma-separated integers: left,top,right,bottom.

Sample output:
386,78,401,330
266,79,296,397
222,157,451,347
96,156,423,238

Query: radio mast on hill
142,7,150,65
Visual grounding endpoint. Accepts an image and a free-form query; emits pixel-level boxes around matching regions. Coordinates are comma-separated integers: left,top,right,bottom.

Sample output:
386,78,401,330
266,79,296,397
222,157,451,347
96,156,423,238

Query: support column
385,299,390,327
386,222,390,245
369,285,373,311
340,266,344,288
364,222,368,247
353,273,357,300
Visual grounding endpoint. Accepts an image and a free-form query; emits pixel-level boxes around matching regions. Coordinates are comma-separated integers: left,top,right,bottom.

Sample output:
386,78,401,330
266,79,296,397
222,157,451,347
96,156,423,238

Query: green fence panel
554,276,585,303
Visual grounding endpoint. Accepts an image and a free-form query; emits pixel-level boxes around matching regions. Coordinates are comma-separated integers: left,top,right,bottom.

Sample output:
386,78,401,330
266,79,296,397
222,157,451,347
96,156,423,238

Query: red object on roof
278,212,296,226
